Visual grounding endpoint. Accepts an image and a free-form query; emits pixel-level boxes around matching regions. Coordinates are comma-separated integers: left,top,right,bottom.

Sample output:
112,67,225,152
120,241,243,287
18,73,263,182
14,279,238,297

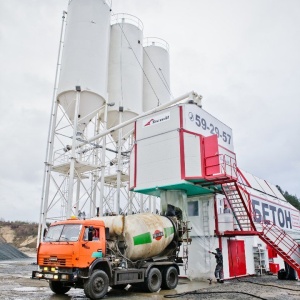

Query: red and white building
130,102,300,280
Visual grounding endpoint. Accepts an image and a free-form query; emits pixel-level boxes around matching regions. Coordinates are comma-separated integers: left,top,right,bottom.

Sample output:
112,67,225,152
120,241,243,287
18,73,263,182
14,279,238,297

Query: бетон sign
252,197,299,230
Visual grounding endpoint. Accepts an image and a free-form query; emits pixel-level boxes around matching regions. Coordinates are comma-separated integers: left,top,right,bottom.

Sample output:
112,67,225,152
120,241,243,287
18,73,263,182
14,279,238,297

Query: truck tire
83,280,91,299
144,267,162,293
49,281,71,294
84,270,109,300
161,266,178,290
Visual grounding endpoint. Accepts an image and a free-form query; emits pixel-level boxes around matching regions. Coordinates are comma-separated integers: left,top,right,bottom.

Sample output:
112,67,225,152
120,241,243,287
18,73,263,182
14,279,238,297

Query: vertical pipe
99,104,108,216
67,89,81,218
75,164,81,216
129,191,133,215
37,11,67,245
140,194,144,213
116,109,123,214
214,194,220,236
75,146,84,217
153,196,156,214
148,195,152,214
91,115,101,217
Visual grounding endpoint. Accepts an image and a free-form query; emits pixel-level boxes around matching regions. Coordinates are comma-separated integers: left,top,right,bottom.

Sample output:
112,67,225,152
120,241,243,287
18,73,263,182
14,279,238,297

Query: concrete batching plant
38,0,300,285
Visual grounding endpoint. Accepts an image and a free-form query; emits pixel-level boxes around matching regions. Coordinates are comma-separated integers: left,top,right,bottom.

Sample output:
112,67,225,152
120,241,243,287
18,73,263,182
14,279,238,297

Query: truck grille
39,255,72,267
43,258,66,266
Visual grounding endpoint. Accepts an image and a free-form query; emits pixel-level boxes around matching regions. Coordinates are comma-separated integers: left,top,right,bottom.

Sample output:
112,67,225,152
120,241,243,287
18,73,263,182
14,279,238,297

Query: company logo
143,112,170,127
49,257,58,262
188,112,194,121
144,118,155,126
153,230,164,241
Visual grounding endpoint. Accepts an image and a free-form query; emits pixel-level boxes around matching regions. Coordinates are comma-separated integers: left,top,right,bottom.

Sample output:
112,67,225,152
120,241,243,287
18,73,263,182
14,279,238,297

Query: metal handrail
260,220,300,268
111,13,144,30
205,153,237,179
143,37,169,52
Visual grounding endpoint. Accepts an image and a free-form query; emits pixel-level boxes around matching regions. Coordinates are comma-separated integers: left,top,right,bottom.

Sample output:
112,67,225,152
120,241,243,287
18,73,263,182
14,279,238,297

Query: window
83,227,100,241
45,224,81,242
188,201,199,216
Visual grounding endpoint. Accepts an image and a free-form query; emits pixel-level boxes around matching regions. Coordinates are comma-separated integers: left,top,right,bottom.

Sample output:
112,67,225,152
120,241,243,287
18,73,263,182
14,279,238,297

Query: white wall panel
136,130,180,189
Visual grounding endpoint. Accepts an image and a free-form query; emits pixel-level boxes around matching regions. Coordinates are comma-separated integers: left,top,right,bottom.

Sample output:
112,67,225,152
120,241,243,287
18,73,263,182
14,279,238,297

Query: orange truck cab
36,219,106,268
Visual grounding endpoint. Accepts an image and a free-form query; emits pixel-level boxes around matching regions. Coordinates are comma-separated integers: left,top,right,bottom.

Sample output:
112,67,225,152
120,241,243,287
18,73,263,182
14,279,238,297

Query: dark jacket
212,251,223,265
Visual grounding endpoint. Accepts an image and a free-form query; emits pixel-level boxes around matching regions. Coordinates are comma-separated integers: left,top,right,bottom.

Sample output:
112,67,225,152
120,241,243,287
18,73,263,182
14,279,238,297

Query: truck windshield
45,224,82,242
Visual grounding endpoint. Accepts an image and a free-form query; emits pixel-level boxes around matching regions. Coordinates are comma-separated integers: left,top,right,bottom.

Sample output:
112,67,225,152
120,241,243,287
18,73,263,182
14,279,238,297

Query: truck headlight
43,267,48,271
53,275,59,280
51,267,56,272
61,274,69,280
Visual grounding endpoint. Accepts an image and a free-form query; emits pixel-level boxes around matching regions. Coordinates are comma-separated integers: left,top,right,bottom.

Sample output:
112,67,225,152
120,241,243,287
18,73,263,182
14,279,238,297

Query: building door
203,135,220,176
228,240,246,277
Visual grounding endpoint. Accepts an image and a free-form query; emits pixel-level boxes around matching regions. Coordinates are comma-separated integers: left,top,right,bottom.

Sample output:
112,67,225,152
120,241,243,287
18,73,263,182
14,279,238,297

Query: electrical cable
143,47,173,100
159,67,172,96
164,290,268,300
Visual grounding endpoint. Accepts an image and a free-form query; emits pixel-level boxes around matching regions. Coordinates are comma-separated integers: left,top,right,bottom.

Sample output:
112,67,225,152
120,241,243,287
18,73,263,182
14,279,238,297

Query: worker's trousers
214,263,223,280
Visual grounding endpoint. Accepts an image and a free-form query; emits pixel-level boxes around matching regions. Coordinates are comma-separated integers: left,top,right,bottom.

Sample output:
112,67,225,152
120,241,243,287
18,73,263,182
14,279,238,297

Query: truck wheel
161,266,178,290
144,267,162,293
84,270,109,300
49,281,70,294
83,280,91,299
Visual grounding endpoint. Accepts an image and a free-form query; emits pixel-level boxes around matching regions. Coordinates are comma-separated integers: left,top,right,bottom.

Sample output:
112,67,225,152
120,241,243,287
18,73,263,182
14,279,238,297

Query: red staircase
221,180,300,275
259,221,300,274
221,181,256,231
202,149,300,274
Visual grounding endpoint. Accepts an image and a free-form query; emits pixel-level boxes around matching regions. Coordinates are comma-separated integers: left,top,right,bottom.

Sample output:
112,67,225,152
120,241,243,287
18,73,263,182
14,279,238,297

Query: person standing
209,248,224,283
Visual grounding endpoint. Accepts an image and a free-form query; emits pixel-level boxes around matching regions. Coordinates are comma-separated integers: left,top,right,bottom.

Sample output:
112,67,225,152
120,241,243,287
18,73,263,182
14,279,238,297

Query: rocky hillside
0,220,38,252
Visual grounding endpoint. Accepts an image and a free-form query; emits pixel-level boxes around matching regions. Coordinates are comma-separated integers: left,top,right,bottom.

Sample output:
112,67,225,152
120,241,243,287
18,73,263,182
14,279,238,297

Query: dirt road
0,256,299,300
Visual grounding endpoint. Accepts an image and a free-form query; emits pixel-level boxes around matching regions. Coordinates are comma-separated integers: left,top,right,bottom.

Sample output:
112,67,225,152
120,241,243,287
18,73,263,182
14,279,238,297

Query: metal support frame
37,85,196,243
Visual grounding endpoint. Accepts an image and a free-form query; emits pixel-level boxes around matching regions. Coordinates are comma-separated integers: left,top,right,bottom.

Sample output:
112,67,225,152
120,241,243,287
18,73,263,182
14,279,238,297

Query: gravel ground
169,276,300,300
0,256,300,300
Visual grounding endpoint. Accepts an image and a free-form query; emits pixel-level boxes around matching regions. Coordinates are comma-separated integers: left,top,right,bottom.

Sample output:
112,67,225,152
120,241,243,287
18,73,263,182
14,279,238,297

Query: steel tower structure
37,1,197,244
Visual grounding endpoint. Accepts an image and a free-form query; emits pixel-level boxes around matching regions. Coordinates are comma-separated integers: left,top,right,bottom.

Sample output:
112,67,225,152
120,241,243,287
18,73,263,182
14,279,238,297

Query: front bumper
31,270,77,282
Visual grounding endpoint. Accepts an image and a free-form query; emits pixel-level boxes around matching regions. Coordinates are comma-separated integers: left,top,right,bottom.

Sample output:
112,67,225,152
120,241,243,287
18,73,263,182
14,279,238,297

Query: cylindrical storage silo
106,14,144,142
94,213,175,261
57,0,111,129
143,37,171,112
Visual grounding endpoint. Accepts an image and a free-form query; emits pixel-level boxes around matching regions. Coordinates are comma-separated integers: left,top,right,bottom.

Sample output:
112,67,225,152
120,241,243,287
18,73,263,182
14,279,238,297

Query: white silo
57,0,111,129
143,37,171,112
106,14,144,142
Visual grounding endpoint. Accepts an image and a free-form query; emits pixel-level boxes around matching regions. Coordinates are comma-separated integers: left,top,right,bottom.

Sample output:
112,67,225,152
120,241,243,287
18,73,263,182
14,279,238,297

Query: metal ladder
221,181,256,231
259,221,300,274
180,220,192,275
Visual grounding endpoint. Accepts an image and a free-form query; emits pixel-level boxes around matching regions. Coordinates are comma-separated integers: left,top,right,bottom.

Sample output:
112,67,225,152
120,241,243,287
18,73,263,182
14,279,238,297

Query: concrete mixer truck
32,213,189,299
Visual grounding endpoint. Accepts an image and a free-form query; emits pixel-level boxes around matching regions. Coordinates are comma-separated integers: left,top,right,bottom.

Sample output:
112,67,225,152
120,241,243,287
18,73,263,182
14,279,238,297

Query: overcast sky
0,0,299,222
